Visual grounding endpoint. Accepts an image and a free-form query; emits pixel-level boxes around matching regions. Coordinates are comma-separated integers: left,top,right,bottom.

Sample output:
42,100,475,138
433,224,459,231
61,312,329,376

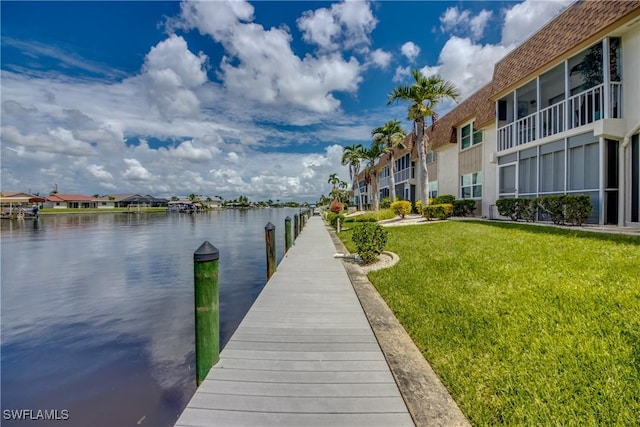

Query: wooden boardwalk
175,216,414,427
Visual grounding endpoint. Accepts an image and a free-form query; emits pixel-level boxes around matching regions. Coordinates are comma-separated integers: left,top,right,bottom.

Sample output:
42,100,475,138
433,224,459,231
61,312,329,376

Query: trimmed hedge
391,200,412,218
496,195,592,225
431,194,456,205
453,199,477,217
423,203,453,220
351,222,388,264
326,212,345,228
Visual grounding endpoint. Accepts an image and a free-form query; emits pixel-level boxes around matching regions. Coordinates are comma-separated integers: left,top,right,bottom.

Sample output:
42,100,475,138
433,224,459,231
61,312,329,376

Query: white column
602,38,610,119
564,60,570,130
599,136,605,225
536,76,541,140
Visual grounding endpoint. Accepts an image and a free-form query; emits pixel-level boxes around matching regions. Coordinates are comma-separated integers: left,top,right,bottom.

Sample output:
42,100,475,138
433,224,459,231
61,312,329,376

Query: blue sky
1,0,571,201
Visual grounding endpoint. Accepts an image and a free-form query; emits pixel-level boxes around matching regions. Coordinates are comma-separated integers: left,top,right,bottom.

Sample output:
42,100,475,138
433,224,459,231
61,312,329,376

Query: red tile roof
45,194,96,202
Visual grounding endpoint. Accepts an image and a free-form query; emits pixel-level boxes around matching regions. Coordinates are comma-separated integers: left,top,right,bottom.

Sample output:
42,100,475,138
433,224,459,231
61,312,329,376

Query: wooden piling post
293,214,299,240
265,222,276,279
284,216,292,253
193,241,220,386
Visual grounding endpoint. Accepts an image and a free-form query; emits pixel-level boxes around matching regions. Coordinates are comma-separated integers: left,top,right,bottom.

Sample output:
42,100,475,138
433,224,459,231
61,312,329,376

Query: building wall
622,24,640,132
437,144,459,197
459,144,483,175
482,123,498,218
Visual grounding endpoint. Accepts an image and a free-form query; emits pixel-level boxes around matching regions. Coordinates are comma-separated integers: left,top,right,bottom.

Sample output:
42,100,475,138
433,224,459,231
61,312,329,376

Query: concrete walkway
175,216,414,427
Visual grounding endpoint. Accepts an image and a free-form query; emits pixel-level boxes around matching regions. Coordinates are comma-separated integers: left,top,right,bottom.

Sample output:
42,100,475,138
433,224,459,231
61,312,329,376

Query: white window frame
460,121,483,151
460,171,483,199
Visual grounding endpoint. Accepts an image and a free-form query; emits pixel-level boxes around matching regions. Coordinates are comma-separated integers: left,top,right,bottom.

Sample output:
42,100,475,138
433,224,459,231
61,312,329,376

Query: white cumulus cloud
87,164,113,181
122,158,154,182
369,49,392,69
400,42,420,62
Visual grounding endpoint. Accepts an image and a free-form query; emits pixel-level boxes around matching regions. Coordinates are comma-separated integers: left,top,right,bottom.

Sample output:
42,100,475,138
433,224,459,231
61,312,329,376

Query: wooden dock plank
196,380,404,397
174,217,414,426
176,409,414,427
188,394,409,413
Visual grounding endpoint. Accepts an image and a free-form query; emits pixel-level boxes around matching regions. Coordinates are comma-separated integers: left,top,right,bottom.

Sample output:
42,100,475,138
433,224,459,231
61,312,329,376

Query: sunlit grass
339,221,640,426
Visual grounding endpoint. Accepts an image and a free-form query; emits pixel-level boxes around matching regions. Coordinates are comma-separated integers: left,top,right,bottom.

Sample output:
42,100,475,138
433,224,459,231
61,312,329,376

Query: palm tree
341,144,365,210
327,173,341,201
388,70,459,206
372,120,407,203
361,142,386,211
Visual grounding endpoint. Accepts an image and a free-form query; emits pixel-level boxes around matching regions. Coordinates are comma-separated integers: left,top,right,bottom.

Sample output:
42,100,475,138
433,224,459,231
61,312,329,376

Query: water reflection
1,209,294,426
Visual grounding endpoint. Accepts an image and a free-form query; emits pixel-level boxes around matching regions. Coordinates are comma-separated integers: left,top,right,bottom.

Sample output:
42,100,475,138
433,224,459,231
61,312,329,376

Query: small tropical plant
329,200,344,214
352,222,388,264
391,200,412,218
380,197,391,209
423,203,453,220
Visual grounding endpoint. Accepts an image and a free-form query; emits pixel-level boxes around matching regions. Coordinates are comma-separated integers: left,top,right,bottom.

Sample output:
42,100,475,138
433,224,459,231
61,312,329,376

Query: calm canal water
1,208,298,426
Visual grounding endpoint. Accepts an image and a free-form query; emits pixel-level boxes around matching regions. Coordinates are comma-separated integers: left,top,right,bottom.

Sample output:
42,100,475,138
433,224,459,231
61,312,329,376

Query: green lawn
339,221,640,426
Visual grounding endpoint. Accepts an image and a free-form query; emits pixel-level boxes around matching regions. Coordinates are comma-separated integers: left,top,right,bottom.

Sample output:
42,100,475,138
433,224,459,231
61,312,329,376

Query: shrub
380,197,391,209
423,203,453,220
453,199,477,217
431,194,456,205
414,200,422,214
329,200,344,214
538,195,565,225
519,198,539,222
326,212,345,228
563,195,592,225
390,200,412,218
496,198,520,221
351,222,388,264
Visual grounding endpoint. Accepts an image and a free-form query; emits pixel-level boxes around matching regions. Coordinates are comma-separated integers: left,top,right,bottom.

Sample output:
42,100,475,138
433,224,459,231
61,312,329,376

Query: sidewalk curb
326,223,471,427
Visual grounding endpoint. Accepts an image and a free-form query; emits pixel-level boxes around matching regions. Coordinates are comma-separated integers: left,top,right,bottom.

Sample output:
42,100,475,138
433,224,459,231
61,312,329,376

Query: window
461,122,483,150
429,181,438,198
460,172,482,199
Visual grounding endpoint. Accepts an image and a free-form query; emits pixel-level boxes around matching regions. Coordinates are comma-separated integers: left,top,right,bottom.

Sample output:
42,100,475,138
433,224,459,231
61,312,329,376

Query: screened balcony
496,37,622,152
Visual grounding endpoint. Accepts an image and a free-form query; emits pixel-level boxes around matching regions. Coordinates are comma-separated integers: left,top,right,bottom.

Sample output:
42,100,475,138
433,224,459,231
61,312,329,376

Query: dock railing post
284,216,292,254
193,241,220,386
293,214,299,240
265,222,276,279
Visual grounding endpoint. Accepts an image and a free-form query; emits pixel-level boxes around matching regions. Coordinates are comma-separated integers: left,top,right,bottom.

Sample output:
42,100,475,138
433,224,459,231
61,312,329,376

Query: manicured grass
338,221,640,426
343,209,396,222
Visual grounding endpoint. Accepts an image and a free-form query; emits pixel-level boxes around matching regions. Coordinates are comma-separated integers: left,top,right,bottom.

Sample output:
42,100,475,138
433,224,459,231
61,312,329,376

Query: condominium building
358,0,640,226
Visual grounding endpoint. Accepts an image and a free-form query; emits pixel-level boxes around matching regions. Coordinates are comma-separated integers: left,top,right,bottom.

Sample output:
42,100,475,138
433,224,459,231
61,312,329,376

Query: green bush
498,195,592,225
390,200,412,218
519,198,539,222
380,197,391,209
326,212,345,228
538,195,565,225
496,198,520,221
453,199,477,217
423,203,453,220
562,195,592,225
414,200,422,214
431,194,456,205
351,222,388,264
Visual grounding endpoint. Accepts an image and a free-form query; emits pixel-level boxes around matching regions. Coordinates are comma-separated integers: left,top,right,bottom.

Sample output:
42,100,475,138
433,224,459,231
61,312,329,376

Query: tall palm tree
327,173,341,201
341,144,365,210
362,142,386,211
372,120,407,203
388,70,459,206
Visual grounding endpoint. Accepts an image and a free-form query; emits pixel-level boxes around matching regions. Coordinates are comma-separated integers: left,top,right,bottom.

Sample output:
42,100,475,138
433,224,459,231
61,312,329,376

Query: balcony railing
569,84,603,129
540,101,565,138
498,123,514,151
515,112,537,147
379,176,389,188
497,82,623,152
394,168,411,183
